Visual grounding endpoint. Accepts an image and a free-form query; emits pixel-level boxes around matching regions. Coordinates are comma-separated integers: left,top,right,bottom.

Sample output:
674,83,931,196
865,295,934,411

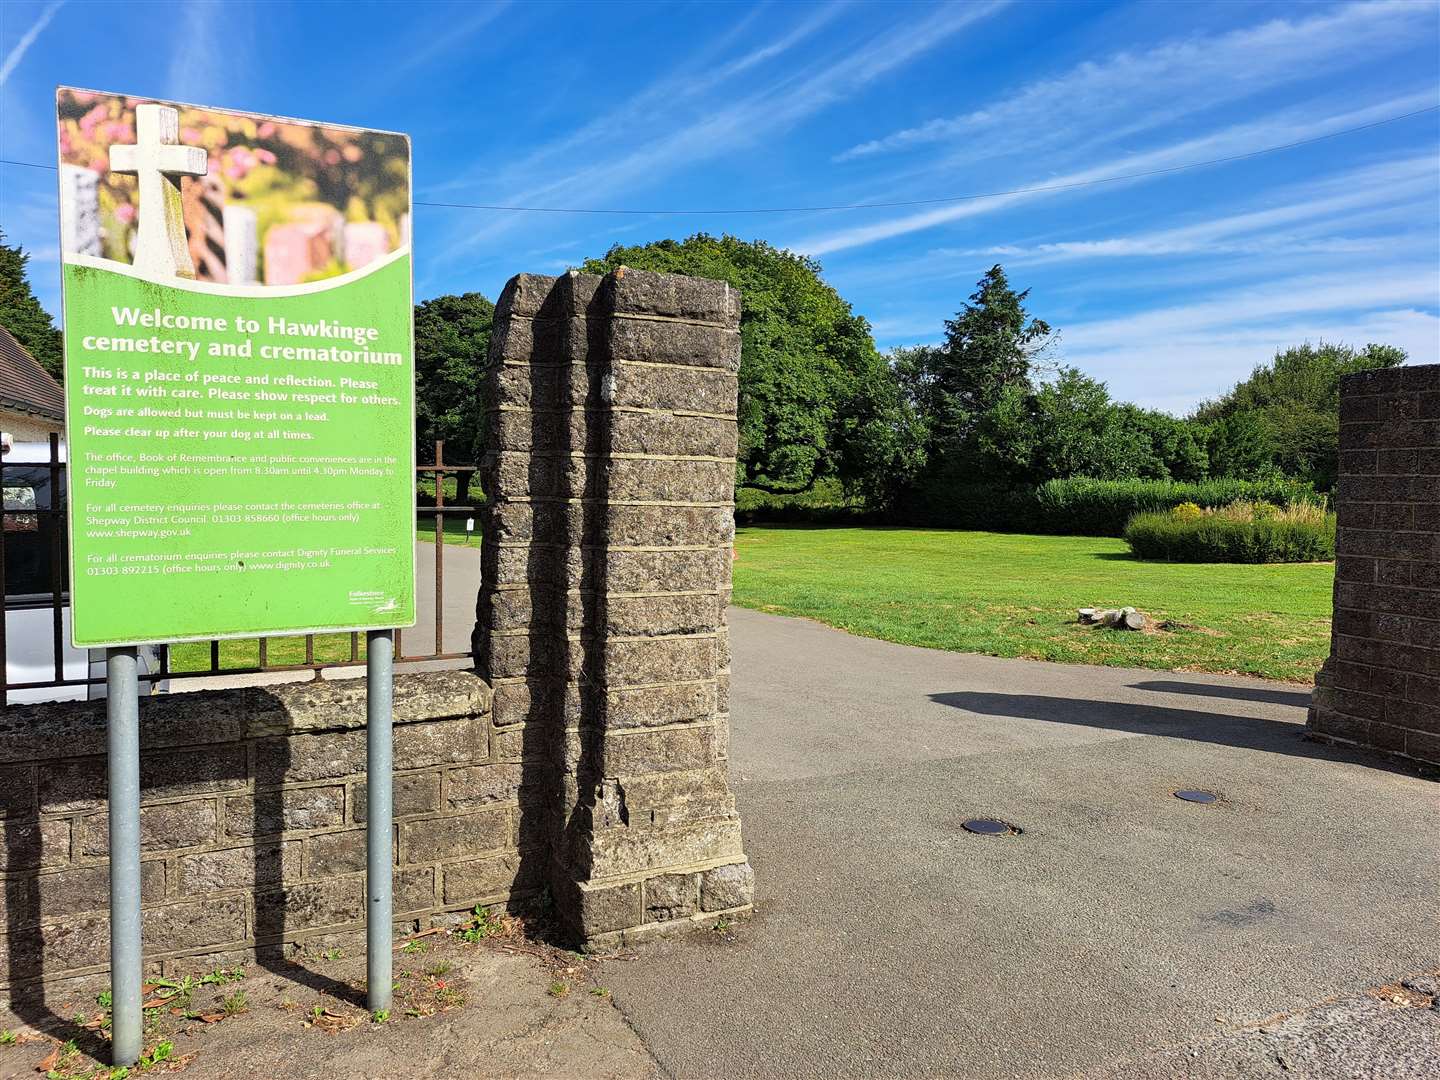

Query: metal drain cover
962,818,1017,835
1174,789,1218,804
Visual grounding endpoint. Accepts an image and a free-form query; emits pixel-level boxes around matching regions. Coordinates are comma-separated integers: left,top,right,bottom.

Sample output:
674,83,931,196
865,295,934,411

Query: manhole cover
962,818,1018,835
1174,789,1218,804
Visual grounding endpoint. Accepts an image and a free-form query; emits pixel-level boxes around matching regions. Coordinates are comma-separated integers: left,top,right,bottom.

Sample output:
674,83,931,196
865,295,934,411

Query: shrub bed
1123,501,1336,562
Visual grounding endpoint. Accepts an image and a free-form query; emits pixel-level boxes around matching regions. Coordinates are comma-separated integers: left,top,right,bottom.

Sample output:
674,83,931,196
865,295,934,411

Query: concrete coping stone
607,267,740,327
495,268,743,328
494,273,560,321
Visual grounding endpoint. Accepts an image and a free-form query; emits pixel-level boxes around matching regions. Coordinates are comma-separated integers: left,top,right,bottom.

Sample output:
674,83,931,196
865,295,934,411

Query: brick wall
474,267,753,948
0,671,518,993
1308,363,1440,767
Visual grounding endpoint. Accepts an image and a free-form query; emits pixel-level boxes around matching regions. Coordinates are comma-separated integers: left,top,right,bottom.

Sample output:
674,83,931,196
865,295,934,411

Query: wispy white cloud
1065,265,1439,343
942,154,1439,263
835,0,1431,163
1073,307,1440,414
431,1,1009,261
378,1,510,84
795,91,1440,256
420,2,850,199
166,0,239,104
1058,264,1440,410
0,0,64,87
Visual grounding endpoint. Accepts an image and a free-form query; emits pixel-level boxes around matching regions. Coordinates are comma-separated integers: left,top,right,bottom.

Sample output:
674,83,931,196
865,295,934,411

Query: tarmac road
602,607,1440,1079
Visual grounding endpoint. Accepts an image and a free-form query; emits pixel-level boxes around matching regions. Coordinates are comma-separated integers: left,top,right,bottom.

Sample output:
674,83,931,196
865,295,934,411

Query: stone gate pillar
474,267,753,947
1309,363,1439,768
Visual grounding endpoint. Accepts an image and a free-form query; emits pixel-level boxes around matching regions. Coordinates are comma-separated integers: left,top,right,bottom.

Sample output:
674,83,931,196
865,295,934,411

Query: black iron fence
1,434,478,704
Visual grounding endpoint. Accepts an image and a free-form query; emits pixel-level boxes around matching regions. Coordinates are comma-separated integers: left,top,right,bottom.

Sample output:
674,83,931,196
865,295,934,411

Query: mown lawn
168,631,366,673
731,525,1334,683
415,516,480,546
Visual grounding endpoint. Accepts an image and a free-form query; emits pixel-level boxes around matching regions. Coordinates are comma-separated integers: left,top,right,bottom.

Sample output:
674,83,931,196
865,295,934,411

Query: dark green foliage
734,479,870,525
885,265,1402,534
900,476,1321,536
894,264,1052,458
1193,341,1405,487
1124,506,1336,563
895,266,1218,526
969,368,1210,486
0,230,63,380
1202,411,1273,479
584,235,923,505
414,292,494,503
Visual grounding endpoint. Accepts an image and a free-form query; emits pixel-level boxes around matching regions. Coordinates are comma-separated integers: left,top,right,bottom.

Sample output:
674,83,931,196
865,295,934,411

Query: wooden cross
108,103,208,279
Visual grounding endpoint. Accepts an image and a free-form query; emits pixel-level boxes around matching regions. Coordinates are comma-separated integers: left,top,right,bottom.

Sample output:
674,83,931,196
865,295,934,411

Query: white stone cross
108,103,208,279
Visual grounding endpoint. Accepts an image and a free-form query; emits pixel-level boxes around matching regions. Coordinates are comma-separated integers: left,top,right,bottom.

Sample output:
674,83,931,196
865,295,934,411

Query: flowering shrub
1124,501,1335,563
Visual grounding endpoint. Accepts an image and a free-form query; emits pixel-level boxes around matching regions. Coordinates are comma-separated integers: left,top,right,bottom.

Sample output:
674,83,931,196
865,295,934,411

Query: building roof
0,324,65,422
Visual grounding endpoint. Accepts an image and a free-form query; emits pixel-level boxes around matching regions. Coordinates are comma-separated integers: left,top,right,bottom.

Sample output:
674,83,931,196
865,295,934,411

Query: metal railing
1,435,479,703
406,439,481,663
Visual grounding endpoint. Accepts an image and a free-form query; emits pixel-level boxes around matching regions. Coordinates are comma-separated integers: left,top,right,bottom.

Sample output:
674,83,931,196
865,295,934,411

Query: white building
0,324,64,443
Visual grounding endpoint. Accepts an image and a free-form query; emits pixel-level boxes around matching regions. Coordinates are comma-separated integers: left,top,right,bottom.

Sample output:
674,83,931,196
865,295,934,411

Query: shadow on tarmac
1129,679,1314,709
930,690,1423,778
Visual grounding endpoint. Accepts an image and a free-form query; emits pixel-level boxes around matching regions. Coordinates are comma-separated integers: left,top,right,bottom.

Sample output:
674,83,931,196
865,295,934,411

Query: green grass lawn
415,515,481,546
171,524,1334,682
732,525,1334,683
167,632,367,673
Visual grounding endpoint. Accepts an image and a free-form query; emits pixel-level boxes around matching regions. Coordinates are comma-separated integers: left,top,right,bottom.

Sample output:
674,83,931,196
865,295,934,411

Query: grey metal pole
106,647,142,1067
366,629,394,1014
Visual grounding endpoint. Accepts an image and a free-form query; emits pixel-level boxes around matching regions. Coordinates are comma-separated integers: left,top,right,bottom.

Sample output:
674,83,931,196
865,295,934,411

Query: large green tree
894,264,1053,460
0,230,63,380
414,292,494,505
896,267,1213,512
1193,341,1405,486
972,367,1209,486
581,234,922,504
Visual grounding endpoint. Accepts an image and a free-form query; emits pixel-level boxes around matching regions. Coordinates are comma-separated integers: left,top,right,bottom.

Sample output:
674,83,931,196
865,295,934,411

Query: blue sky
2,0,1438,413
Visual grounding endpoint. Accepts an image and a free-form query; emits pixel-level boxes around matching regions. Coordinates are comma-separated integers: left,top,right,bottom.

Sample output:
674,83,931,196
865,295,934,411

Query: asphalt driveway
602,608,1439,1079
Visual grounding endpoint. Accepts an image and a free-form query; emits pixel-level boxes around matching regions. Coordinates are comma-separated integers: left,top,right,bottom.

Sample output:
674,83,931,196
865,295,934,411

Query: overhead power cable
3,104,1436,216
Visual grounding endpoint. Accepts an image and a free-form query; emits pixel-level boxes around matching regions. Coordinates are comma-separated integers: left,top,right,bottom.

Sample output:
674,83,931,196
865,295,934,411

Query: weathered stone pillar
475,267,753,947
1308,363,1439,768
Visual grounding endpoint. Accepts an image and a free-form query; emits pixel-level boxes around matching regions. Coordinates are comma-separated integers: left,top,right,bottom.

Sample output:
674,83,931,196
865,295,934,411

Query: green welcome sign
57,88,415,646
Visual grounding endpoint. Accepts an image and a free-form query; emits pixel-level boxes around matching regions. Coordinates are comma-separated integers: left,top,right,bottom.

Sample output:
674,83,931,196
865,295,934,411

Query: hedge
1030,477,1323,536
896,476,1322,536
735,479,872,525
1123,502,1336,563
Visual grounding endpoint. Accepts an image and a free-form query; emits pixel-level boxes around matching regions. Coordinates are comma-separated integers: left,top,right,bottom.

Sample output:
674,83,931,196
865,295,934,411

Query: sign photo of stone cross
106,103,208,279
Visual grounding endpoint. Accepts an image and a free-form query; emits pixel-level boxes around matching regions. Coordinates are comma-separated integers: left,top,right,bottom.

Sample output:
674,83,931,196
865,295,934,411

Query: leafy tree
1193,341,1404,486
970,367,1209,486
1113,406,1209,482
1203,411,1274,480
414,292,494,505
0,230,63,380
896,264,1053,459
894,263,1214,511
582,234,921,503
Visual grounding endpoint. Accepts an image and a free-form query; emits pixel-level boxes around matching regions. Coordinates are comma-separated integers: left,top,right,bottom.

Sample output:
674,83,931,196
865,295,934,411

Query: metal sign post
54,89,415,1063
366,629,394,1014
106,647,143,1067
